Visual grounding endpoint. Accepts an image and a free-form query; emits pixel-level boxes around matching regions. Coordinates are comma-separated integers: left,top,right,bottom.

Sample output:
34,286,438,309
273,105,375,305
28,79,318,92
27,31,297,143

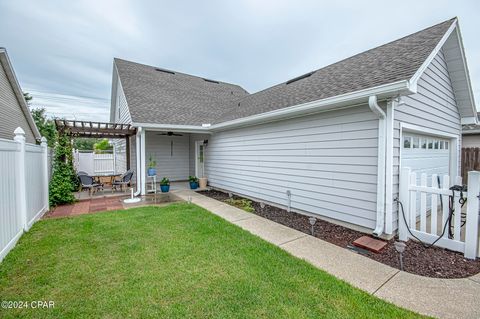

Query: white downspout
368,96,386,237
134,127,142,196
140,128,146,196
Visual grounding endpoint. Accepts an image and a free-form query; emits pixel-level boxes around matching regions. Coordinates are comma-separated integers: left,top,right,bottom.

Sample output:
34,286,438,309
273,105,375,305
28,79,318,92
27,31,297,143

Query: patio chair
77,171,88,176
78,174,104,196
112,170,134,193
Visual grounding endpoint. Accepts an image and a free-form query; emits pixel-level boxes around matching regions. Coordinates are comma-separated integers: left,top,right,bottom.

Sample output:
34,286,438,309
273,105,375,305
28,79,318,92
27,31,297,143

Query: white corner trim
384,99,395,235
408,19,458,92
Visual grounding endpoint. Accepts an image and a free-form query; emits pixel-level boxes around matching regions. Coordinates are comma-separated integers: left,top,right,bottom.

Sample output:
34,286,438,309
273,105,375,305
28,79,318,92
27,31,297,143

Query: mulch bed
199,189,480,279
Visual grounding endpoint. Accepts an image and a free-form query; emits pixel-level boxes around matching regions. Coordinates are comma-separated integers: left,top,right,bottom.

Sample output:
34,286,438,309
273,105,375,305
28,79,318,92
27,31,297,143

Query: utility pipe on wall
368,96,386,237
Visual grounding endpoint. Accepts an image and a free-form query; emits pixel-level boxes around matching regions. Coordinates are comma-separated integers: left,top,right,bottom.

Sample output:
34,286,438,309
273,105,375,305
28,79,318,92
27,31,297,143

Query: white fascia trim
0,49,42,141
409,19,458,94
461,117,478,125
109,62,118,123
132,123,213,134
210,80,412,132
133,80,411,134
454,23,478,120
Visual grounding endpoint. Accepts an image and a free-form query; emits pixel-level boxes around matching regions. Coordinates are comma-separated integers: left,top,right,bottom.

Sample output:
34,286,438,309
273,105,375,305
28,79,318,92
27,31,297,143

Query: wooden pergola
55,119,137,169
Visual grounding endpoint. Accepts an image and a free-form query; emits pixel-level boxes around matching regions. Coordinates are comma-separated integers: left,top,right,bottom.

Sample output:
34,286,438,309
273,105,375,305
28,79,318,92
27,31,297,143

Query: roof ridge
114,57,248,92
234,17,456,103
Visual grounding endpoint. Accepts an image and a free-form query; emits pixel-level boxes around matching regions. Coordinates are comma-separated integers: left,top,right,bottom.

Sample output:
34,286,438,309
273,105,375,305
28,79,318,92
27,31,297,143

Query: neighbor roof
115,18,457,126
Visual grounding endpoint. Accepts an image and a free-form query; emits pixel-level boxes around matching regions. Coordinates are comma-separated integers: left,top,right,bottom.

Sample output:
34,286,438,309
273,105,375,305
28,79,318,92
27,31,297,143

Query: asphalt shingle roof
115,18,455,126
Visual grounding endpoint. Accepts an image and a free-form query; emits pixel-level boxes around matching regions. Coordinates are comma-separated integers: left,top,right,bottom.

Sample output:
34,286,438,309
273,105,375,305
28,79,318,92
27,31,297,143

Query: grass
0,203,423,318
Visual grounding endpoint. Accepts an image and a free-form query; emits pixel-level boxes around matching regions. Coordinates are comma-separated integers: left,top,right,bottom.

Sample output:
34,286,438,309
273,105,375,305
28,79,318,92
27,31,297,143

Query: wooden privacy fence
0,128,49,262
461,147,480,182
399,167,480,259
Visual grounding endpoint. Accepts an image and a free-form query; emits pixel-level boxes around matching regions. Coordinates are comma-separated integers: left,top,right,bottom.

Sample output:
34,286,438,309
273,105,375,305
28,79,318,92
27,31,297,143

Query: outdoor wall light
308,217,317,236
394,241,407,271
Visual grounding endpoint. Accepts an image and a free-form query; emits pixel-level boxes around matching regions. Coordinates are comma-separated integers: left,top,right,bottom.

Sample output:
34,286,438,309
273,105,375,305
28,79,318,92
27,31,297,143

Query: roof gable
113,18,476,127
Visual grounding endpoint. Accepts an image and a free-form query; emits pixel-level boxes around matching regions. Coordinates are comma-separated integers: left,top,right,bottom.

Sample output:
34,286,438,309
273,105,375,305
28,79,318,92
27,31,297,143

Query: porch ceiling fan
157,131,183,137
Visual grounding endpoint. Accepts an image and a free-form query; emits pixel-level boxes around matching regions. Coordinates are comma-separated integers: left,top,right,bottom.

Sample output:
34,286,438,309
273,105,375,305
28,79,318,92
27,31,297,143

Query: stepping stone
352,236,387,253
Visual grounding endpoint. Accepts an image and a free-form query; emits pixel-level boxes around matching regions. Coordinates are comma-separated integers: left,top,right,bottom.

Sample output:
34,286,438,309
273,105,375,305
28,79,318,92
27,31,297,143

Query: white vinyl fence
0,128,49,262
399,167,480,259
73,150,115,175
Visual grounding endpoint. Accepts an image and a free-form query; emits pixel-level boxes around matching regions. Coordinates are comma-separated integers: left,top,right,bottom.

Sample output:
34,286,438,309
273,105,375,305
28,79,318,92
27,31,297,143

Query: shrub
224,198,254,213
49,131,76,206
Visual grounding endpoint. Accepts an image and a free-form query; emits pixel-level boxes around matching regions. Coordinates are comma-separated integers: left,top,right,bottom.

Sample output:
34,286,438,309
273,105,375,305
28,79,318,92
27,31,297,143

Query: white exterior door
195,141,205,178
401,133,451,186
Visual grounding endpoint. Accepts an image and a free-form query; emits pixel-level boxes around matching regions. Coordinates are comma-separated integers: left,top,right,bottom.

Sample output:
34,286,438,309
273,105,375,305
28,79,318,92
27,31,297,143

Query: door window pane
439,141,444,149
445,141,449,150
427,139,433,149
412,137,419,148
421,138,427,149
434,140,439,149
403,136,411,148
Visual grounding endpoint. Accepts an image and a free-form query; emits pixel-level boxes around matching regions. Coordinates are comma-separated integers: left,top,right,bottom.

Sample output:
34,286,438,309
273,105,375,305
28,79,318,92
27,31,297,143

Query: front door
195,141,205,178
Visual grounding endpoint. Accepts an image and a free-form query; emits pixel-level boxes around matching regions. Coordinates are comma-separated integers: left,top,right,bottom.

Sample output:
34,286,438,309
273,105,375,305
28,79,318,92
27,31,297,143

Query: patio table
92,173,121,186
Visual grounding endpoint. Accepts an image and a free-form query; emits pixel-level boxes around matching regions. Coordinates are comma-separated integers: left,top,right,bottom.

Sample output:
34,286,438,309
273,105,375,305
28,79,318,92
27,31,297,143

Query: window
403,136,411,148
434,140,439,149
421,138,427,149
427,139,433,149
439,141,444,149
412,137,419,148
445,141,449,150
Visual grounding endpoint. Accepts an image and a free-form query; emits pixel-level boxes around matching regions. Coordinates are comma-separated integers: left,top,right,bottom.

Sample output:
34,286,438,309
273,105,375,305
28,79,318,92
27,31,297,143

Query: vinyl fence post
13,127,27,231
465,171,480,259
398,167,411,242
41,137,49,212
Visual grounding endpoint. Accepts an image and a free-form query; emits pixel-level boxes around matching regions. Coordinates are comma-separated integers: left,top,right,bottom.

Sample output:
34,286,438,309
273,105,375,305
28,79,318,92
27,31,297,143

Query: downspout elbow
368,96,386,119
369,95,386,237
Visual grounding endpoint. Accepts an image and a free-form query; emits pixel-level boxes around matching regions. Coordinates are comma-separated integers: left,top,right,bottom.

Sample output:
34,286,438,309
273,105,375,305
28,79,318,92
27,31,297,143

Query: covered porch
129,127,211,196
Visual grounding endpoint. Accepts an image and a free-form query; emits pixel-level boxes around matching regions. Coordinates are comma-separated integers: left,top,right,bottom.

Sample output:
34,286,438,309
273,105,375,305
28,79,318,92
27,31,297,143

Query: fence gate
398,167,480,259
73,150,115,175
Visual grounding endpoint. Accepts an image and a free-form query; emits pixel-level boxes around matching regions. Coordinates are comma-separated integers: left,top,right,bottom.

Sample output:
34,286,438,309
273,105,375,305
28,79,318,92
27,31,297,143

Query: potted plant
188,176,199,189
148,154,157,176
160,177,170,192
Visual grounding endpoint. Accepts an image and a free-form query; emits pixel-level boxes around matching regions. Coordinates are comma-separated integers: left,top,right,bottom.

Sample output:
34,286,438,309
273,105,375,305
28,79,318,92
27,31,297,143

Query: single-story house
110,18,477,237
0,48,41,143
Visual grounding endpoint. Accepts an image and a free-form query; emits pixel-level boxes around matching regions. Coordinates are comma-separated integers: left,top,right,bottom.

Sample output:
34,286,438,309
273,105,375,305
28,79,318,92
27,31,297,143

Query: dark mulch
198,189,480,279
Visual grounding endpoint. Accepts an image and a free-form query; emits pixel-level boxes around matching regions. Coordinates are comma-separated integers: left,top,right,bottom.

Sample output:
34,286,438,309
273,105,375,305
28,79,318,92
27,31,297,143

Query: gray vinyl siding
112,72,133,175
205,105,379,230
392,49,462,231
145,131,190,181
0,62,36,143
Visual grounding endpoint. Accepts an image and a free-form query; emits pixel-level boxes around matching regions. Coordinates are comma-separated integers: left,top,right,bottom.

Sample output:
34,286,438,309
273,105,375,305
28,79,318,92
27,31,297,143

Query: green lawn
0,203,422,318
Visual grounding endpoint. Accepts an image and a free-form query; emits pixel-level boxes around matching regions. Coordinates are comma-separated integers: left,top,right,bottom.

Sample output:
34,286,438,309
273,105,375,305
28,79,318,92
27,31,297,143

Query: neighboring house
462,115,480,148
110,18,476,237
0,48,41,143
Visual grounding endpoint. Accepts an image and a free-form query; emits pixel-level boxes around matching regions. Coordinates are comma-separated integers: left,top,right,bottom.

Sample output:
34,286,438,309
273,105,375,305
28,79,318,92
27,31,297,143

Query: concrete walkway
174,189,480,319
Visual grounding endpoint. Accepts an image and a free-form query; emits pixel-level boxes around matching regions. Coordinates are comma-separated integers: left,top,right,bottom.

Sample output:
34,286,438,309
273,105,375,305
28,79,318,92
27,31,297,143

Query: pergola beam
54,119,137,138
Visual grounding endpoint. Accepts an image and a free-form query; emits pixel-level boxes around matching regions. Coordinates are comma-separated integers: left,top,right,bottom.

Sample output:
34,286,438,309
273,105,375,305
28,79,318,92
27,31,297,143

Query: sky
0,0,479,121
